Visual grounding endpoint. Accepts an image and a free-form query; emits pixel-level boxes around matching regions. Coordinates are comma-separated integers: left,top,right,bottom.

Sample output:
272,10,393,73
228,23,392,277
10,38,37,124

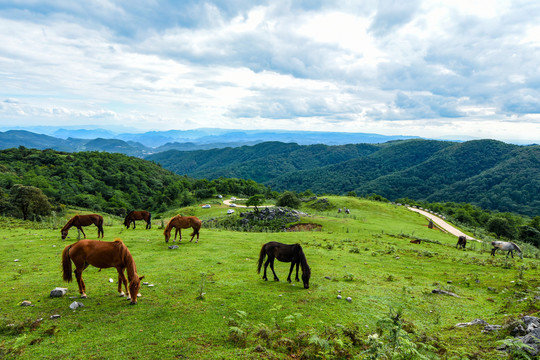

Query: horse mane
511,242,523,253
113,238,138,281
295,244,310,275
61,216,75,231
163,216,176,236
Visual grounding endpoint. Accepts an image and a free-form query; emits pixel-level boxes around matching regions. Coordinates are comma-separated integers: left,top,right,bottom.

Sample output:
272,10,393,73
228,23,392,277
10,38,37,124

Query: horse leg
74,267,87,298
262,259,269,281
491,248,497,256
287,262,295,283
78,226,87,239
117,268,128,297
269,258,279,282
295,261,300,282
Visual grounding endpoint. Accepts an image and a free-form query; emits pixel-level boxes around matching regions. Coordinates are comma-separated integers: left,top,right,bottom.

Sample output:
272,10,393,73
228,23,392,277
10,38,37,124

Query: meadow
1,197,539,359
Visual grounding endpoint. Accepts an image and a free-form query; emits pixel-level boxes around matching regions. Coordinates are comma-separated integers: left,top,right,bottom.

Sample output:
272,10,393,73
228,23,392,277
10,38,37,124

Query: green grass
1,199,539,359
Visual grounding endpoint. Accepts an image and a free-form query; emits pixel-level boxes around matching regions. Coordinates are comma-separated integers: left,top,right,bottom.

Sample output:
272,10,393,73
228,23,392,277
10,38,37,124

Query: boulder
50,287,68,298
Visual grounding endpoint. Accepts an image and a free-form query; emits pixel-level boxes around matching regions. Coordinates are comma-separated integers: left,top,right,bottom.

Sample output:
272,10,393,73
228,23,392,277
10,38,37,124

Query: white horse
491,241,523,259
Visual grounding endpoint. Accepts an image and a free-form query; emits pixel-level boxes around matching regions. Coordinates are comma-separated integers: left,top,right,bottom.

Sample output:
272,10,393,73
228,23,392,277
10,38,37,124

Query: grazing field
1,198,539,359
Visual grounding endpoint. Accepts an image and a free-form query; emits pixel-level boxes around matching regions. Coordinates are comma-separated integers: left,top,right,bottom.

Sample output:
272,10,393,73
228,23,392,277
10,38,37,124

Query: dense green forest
0,147,269,217
0,146,538,246
147,139,540,217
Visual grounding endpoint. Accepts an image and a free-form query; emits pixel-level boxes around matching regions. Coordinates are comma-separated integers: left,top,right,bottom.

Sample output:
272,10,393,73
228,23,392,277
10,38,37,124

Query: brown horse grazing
163,215,202,243
61,214,104,240
456,235,467,249
62,239,144,304
257,241,311,289
124,210,152,229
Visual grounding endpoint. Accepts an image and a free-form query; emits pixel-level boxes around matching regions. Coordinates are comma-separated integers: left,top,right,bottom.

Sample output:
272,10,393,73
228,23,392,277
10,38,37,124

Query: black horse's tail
148,212,152,229
257,244,267,274
62,244,73,282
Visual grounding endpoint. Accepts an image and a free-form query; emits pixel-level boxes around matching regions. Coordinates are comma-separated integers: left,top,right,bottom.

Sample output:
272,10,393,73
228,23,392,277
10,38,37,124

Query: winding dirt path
407,207,478,241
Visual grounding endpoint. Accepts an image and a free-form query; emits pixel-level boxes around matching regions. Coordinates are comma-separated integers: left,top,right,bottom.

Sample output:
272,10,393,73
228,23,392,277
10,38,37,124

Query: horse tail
257,244,267,274
62,244,74,282
148,212,152,229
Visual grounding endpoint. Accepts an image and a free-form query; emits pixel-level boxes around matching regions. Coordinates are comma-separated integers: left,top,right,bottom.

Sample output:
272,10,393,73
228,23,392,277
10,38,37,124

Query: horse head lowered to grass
62,239,144,304
61,214,104,240
163,215,202,243
257,241,311,289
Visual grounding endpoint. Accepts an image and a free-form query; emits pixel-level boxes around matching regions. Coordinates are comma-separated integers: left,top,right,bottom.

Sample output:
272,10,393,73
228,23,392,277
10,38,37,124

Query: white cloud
0,0,539,143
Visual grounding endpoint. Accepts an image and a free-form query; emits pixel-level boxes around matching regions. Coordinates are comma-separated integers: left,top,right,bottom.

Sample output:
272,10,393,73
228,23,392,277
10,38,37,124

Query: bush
276,191,301,209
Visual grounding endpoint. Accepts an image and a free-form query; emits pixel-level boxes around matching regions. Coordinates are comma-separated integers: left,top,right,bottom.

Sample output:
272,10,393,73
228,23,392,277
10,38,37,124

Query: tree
246,194,265,212
519,226,540,247
276,191,301,209
9,184,52,220
486,216,516,239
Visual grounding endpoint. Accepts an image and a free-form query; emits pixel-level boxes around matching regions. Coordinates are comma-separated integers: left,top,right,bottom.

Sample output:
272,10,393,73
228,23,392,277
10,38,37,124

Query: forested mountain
0,147,268,216
147,139,540,216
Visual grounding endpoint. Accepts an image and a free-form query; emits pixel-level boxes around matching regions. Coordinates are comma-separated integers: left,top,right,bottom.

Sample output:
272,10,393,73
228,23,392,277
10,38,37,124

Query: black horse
257,241,311,289
456,235,467,249
124,210,152,230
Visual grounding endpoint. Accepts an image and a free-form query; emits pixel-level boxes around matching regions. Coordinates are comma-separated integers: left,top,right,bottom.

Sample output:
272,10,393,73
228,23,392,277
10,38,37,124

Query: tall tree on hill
9,184,51,220
246,194,265,212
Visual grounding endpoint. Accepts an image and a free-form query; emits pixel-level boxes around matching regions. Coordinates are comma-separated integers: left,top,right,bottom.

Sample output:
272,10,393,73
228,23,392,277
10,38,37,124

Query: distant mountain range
147,139,540,216
0,128,419,155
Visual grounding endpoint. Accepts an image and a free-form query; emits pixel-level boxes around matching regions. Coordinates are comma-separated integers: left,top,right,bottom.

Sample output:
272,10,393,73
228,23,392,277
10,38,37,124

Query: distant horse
491,241,523,259
61,239,144,304
163,215,202,243
410,239,421,244
61,214,104,240
345,208,350,214
124,210,152,229
257,241,311,289
456,236,467,249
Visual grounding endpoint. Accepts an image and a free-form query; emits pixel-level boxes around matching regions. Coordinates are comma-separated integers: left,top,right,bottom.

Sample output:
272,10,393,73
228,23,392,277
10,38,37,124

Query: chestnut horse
62,239,144,304
61,214,104,240
163,215,202,243
124,210,152,229
257,241,311,289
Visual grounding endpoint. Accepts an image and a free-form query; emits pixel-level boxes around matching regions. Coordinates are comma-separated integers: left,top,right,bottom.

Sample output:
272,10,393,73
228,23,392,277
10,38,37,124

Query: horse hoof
81,294,87,299
129,301,137,305
119,292,125,297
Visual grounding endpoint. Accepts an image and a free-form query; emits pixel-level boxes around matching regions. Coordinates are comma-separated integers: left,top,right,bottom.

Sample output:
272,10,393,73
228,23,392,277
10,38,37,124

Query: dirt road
407,207,478,241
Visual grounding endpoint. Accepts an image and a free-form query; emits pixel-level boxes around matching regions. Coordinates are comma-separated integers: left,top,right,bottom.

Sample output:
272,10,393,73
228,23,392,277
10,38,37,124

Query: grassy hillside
1,197,539,359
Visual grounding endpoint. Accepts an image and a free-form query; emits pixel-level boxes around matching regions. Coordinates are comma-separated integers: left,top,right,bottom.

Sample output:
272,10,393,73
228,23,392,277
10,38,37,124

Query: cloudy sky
1,0,539,143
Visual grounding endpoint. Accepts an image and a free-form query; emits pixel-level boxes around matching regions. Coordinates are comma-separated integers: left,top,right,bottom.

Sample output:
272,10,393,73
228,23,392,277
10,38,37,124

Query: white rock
50,287,68,297
109,278,114,283
346,297,352,302
337,295,342,299
70,301,84,310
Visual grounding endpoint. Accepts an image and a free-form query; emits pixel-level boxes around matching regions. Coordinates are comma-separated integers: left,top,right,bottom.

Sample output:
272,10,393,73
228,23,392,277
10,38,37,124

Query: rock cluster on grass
455,316,540,356
239,207,306,224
